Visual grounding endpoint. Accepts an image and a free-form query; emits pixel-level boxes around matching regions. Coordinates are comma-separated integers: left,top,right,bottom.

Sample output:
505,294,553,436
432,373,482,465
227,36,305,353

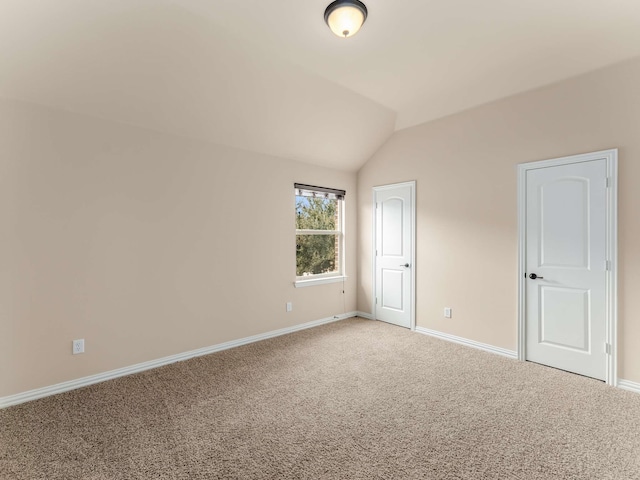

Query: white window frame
294,186,346,288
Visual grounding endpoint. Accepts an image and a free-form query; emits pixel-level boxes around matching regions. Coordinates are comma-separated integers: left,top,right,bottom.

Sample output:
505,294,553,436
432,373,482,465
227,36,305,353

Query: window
294,183,345,287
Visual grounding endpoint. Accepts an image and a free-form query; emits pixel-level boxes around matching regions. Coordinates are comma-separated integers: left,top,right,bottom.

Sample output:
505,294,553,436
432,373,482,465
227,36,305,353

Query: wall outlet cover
72,339,85,355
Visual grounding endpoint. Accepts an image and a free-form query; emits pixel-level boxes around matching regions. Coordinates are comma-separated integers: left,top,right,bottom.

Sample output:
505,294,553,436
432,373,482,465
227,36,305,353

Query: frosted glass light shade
324,0,368,38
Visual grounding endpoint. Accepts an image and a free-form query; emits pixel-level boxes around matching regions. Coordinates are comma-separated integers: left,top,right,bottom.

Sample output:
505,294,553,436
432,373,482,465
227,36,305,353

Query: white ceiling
2,0,640,171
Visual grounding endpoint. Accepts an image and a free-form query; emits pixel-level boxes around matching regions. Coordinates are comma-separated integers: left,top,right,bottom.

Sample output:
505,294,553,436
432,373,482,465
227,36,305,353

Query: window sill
294,276,348,288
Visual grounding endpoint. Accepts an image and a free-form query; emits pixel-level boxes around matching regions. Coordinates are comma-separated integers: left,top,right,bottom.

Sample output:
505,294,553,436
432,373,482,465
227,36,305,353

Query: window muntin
295,184,344,280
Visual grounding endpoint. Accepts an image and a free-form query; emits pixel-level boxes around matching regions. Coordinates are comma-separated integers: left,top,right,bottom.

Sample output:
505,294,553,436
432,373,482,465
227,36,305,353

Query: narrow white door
525,159,607,380
374,182,414,329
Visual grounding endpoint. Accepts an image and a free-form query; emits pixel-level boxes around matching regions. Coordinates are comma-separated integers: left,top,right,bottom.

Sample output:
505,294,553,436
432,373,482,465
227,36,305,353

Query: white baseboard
0,312,358,409
6,314,632,409
618,379,640,394
416,327,640,394
415,326,518,359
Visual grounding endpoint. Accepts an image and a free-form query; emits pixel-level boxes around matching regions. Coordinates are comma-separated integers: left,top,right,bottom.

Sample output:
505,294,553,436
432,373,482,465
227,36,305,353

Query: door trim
517,149,618,385
372,181,417,331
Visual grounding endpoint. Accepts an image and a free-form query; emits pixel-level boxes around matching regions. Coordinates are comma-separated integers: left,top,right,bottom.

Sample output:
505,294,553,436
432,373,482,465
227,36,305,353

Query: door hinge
605,177,611,188
605,260,611,271
605,342,612,355
375,297,378,305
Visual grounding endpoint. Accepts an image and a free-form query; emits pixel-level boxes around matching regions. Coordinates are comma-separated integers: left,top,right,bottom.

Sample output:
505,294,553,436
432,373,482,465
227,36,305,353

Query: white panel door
375,183,413,329
526,159,607,380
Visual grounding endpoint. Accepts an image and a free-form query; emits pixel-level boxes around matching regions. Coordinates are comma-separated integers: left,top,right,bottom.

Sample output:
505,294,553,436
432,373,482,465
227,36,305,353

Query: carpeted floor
1,318,639,479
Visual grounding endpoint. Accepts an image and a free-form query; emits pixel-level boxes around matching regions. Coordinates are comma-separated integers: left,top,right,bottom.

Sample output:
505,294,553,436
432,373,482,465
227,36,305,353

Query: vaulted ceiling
2,0,640,171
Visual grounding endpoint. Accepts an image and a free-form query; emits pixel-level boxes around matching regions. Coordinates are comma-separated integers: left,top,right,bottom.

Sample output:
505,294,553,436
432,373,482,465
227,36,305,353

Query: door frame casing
517,149,618,385
372,181,417,331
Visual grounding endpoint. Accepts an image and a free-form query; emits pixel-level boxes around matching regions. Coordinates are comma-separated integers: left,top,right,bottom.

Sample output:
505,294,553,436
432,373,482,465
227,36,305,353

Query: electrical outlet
72,339,85,355
444,307,452,319
286,302,293,312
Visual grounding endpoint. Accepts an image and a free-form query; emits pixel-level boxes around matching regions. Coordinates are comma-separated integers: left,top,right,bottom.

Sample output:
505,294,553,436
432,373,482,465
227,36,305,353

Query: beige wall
5,54,640,400
0,98,357,398
358,56,640,384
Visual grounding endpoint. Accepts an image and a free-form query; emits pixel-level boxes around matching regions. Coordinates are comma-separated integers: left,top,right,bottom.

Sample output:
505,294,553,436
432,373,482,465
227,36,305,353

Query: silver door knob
400,263,410,268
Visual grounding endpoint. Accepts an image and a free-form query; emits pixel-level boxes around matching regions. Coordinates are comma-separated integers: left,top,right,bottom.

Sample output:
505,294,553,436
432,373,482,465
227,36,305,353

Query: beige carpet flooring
1,318,640,479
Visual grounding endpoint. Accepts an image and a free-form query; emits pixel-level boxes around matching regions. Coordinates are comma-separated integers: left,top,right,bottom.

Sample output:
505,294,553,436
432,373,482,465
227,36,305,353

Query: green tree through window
295,185,344,279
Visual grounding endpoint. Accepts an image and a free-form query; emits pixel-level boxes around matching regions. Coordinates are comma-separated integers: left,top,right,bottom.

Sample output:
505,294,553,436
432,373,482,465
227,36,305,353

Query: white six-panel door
374,182,414,329
525,158,609,380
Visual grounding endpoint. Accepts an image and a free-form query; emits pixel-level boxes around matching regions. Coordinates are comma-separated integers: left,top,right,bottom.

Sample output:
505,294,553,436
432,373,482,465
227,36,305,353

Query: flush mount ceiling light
324,0,368,38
